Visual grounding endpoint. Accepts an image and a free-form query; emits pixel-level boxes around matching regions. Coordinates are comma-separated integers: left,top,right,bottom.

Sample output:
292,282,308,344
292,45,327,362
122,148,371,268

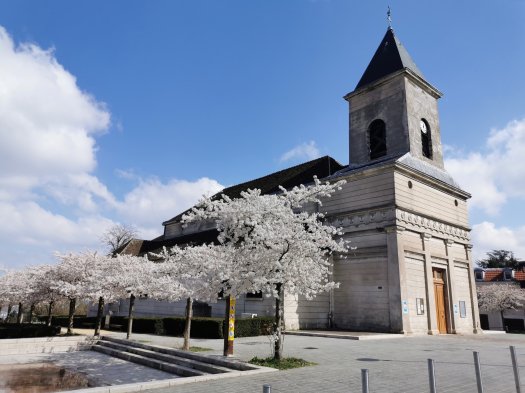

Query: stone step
91,344,205,377
96,339,231,374
101,336,255,371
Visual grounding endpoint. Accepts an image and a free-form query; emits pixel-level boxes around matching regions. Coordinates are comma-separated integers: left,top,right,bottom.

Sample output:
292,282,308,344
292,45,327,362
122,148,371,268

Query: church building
117,27,481,335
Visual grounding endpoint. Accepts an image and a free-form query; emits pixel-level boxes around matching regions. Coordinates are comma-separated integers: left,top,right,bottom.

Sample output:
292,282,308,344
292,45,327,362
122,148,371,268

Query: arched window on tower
420,119,432,159
368,119,387,160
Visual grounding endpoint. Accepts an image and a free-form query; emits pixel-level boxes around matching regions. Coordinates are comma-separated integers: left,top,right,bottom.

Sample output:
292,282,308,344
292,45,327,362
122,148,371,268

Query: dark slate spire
355,28,424,90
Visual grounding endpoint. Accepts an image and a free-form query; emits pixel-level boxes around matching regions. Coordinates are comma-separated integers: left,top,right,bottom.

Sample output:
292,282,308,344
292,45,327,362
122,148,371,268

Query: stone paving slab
285,330,405,340
0,350,176,386
5,329,525,393
131,333,525,393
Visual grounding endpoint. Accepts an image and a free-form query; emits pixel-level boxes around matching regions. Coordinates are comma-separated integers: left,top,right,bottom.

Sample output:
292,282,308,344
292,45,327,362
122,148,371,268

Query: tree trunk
67,298,76,335
223,296,229,356
94,297,104,336
126,294,136,339
223,296,235,356
183,297,193,351
29,303,35,324
274,283,284,360
6,304,12,323
501,310,506,332
16,302,23,324
47,301,54,326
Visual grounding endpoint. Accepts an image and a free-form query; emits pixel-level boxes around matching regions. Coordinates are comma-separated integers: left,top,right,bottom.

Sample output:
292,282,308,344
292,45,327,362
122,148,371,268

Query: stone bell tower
344,27,445,169
326,27,481,335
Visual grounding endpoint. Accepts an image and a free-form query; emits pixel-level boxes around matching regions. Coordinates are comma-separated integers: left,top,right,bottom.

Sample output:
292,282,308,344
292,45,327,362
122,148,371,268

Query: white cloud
0,27,110,187
0,26,119,269
280,141,321,163
0,201,115,247
116,177,224,228
471,222,525,262
445,118,525,215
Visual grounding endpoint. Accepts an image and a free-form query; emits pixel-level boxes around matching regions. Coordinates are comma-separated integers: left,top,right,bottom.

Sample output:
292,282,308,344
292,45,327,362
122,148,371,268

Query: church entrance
433,268,449,334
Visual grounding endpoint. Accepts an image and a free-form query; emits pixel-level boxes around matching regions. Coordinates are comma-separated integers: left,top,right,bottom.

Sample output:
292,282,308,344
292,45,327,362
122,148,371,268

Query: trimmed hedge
42,315,274,339
39,316,105,329
235,317,273,337
0,323,61,339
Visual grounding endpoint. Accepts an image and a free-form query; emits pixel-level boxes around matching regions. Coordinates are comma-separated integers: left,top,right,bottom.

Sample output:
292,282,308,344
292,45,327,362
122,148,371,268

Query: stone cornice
396,209,470,242
325,206,396,231
344,68,442,101
326,206,471,243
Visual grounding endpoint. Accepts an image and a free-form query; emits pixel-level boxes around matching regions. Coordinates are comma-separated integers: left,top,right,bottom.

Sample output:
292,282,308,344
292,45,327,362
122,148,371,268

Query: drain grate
303,347,318,350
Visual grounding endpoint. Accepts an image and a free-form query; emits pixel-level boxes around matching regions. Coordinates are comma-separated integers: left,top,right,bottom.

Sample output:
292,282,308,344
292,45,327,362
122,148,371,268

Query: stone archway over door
433,268,449,334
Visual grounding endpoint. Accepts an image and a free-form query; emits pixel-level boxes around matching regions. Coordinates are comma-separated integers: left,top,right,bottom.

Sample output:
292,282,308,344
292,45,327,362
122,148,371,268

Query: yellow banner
228,298,236,341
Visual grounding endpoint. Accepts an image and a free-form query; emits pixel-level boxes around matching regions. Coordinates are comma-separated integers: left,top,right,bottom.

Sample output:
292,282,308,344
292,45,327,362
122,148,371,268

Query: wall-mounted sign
459,301,467,318
416,298,425,315
402,300,409,314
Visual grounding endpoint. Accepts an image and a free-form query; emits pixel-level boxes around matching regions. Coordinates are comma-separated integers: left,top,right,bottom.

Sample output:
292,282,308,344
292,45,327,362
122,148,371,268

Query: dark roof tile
355,28,424,90
162,155,344,225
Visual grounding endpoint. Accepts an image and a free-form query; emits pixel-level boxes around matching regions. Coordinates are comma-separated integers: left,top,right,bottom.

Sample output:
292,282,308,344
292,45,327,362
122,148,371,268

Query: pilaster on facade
465,244,482,334
422,233,439,335
386,225,412,334
445,239,458,334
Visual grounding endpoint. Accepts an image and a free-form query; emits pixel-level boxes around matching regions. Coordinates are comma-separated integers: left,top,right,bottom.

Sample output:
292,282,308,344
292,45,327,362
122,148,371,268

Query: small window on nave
368,119,387,160
420,119,432,159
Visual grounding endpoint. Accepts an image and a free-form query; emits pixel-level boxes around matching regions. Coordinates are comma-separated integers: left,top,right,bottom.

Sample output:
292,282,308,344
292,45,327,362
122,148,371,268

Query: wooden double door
433,268,449,334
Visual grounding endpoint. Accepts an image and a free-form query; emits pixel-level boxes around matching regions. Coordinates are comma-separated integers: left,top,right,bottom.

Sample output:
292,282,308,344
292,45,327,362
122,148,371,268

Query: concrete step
91,344,205,377
101,336,255,371
96,339,231,374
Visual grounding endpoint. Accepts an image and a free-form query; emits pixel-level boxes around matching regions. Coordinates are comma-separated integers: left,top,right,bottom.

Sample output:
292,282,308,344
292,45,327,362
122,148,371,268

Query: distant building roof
474,267,525,283
118,229,219,257
355,28,424,90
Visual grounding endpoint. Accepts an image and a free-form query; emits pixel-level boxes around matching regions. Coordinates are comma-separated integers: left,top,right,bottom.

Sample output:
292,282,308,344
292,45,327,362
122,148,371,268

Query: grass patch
189,346,213,352
249,356,316,370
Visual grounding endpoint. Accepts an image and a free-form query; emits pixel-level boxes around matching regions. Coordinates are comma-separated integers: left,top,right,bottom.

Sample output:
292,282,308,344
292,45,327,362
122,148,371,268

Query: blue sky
0,1,524,268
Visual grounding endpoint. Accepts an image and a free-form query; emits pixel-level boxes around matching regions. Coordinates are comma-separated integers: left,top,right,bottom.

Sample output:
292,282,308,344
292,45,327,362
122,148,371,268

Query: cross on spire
387,6,392,28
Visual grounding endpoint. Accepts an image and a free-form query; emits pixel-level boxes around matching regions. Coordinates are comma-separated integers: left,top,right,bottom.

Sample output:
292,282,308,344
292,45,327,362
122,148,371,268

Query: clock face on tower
420,120,428,134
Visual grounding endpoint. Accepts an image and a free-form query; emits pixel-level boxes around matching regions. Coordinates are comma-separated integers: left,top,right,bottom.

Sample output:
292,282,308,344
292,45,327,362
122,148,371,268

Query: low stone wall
0,335,95,356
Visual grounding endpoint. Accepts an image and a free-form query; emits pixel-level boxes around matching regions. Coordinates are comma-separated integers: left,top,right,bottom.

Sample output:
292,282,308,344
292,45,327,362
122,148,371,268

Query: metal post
428,359,437,393
361,369,369,393
262,384,271,393
473,351,484,393
511,346,522,393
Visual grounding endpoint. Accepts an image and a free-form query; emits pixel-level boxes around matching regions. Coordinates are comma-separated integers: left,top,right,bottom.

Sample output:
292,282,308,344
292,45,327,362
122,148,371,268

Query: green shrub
162,317,185,336
0,323,61,339
38,316,104,329
153,316,273,339
235,317,274,337
35,315,273,338
128,317,163,334
191,317,224,338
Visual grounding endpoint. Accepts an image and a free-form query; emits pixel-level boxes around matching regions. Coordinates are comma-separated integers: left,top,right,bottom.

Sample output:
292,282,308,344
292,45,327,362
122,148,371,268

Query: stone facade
281,28,480,334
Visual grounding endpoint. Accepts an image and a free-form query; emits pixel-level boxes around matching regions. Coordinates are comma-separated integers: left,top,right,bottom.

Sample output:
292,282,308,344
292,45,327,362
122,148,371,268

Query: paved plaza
3,330,525,392
128,331,525,393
